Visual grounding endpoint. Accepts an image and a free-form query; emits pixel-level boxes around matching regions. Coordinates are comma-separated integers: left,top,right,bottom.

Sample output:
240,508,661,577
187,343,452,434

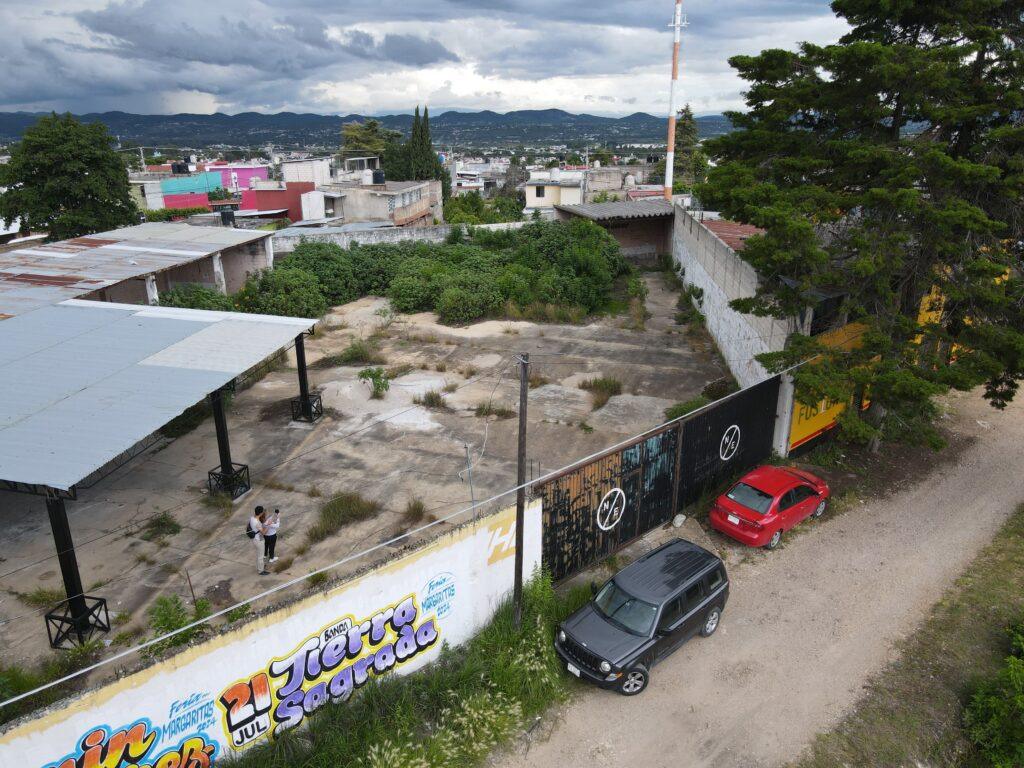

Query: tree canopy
383,106,452,201
650,104,708,191
699,0,1024,447
0,113,139,240
340,119,401,157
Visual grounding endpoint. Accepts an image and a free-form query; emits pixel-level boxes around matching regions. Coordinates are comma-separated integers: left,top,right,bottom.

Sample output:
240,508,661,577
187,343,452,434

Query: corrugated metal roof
0,223,271,318
555,200,676,221
0,300,313,492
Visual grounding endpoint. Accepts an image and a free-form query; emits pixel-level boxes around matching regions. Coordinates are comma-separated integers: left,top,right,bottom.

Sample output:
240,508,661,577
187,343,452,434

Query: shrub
964,619,1024,767
236,267,328,318
436,286,483,325
145,595,211,657
702,377,739,400
475,402,516,419
579,376,623,410
279,241,358,306
139,511,181,542
317,339,385,367
402,498,428,527
627,276,649,300
159,283,233,311
414,390,448,409
358,367,390,399
665,396,711,421
307,493,382,543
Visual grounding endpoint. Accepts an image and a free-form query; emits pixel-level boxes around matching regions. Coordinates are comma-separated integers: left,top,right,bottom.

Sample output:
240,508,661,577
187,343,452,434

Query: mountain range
0,109,733,148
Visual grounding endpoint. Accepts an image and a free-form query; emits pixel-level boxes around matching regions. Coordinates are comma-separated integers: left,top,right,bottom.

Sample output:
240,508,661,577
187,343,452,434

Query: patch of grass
628,296,647,331
578,421,595,433
225,573,590,768
529,371,550,389
579,376,623,410
202,493,234,514
264,479,296,492
307,492,382,543
461,365,479,378
502,324,520,335
474,402,516,419
0,641,104,727
702,376,740,401
112,611,132,627
135,552,156,566
273,556,294,573
15,587,65,609
443,382,459,393
139,511,182,542
402,498,428,527
385,363,415,379
316,339,386,368
307,485,322,498
306,571,329,589
112,627,145,646
803,441,848,471
435,362,448,372
665,395,711,421
794,505,1024,768
293,542,310,557
414,389,448,410
225,605,252,623
144,595,211,659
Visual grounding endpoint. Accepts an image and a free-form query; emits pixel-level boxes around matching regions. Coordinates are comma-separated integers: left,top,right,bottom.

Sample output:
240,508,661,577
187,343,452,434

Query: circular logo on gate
720,425,741,461
596,488,627,532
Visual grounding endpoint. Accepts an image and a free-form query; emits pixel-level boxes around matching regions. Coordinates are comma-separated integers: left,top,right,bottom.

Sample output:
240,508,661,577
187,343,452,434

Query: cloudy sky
1,1,848,116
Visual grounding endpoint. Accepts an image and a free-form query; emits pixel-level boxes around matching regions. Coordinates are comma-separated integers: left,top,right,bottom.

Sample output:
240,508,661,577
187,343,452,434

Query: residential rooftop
555,200,675,221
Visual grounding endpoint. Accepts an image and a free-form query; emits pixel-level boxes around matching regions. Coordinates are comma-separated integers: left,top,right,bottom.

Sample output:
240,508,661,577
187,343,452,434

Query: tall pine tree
699,0,1024,448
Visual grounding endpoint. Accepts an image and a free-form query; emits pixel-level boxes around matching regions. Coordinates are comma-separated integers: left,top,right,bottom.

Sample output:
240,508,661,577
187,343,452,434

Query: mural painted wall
1,501,542,768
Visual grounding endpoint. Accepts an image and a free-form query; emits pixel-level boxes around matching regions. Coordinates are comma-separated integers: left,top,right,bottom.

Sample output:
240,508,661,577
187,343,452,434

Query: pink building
211,164,271,192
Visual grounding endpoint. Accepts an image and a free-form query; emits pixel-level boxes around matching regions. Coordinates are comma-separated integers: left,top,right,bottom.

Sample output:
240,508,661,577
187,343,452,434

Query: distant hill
0,109,734,148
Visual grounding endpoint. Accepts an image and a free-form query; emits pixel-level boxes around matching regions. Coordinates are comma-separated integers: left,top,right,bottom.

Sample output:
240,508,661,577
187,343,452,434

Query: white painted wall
2,502,543,767
281,158,331,187
672,209,797,388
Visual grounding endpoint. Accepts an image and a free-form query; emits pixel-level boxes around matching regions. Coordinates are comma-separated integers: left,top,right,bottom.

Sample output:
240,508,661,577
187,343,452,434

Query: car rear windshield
594,580,658,636
727,482,773,514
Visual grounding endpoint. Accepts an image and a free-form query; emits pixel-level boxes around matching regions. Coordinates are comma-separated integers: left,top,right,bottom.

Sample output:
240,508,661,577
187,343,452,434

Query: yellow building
524,169,585,214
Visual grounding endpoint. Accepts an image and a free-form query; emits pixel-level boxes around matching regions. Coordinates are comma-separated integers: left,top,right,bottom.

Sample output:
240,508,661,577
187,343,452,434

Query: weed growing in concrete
578,421,595,433
461,365,479,378
144,595,211,658
414,390,448,409
435,362,448,372
665,396,711,421
273,557,294,573
306,571,329,589
385,363,414,379
225,605,251,623
358,367,391,399
528,371,551,389
474,402,516,419
16,587,65,609
140,512,182,542
319,339,386,367
0,641,103,727
263,479,296,492
443,382,458,393
307,485,322,498
307,493,382,543
402,498,428,527
579,377,623,410
201,493,234,514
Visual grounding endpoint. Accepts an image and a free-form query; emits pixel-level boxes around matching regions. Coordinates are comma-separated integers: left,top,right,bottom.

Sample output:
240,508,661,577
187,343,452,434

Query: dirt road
498,392,1024,768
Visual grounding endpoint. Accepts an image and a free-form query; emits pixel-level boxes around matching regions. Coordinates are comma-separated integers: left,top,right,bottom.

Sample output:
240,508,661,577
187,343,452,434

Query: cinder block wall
672,210,796,388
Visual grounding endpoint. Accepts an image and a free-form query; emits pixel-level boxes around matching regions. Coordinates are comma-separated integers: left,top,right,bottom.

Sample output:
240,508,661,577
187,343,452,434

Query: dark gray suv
554,538,729,695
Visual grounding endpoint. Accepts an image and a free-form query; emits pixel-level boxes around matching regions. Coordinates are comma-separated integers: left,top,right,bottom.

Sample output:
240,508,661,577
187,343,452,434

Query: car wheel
618,665,649,696
700,606,721,637
766,529,782,550
813,498,828,518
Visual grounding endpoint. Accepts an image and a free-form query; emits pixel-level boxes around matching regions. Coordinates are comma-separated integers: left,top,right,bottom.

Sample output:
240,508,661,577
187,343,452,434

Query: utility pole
513,352,529,628
664,0,688,201
139,146,146,170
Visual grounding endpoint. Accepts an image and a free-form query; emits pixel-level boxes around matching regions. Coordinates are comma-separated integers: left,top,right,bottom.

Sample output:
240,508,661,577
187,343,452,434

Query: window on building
535,185,546,198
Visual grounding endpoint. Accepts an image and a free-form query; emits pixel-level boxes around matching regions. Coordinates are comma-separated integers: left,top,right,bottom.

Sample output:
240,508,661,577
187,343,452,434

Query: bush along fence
0,502,543,767
538,376,782,581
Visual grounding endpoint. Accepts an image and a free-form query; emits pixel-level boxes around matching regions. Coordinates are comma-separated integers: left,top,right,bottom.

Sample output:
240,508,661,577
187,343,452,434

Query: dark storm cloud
0,0,841,113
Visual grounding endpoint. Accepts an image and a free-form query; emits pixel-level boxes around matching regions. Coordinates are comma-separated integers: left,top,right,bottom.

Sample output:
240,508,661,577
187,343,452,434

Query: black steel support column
211,388,233,470
207,387,251,499
290,333,322,423
44,495,109,648
46,497,88,634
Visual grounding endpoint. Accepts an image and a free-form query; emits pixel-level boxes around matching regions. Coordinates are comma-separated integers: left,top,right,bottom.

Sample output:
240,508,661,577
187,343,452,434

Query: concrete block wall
672,209,796,388
273,221,528,256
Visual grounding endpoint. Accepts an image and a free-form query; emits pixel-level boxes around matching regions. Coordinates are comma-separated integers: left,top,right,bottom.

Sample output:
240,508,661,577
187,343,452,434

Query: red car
709,465,830,550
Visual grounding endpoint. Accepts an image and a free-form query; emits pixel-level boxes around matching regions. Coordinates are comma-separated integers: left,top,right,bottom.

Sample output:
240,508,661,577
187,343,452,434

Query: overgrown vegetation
0,641,103,727
307,493,382,543
443,192,523,225
579,376,623,410
159,283,233,311
474,402,516,419
235,267,328,319
145,595,211,658
665,395,710,421
794,505,1024,768
317,339,386,367
228,573,589,768
139,511,182,542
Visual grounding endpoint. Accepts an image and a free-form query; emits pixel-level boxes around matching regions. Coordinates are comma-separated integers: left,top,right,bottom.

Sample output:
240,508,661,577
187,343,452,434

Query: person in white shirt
264,509,281,564
249,506,269,575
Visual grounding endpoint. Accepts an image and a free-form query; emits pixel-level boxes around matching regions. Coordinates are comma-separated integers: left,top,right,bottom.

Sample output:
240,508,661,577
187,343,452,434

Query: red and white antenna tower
664,0,689,201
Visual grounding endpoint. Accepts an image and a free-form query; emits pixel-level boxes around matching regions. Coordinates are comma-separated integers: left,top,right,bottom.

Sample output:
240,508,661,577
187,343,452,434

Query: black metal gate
537,375,781,581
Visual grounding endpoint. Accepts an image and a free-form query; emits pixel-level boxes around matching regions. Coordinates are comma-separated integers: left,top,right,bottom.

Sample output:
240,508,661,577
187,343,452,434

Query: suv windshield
727,482,773,514
594,580,658,636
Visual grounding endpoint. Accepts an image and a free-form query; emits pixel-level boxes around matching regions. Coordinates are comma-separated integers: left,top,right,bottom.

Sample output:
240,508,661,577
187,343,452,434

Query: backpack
245,521,256,539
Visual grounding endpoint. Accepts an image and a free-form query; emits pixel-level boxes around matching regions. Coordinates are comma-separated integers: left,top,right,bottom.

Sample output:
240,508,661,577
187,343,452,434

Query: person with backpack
247,506,269,575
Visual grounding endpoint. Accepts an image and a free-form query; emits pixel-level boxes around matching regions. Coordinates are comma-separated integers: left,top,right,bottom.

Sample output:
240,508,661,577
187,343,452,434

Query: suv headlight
558,630,566,643
599,660,611,673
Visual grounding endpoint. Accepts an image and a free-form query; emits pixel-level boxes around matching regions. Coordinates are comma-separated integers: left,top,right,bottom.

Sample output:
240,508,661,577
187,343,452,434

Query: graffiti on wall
44,719,218,768
217,594,440,750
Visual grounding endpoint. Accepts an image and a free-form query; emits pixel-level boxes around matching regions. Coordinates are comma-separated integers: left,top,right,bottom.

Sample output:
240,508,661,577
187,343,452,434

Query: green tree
340,119,401,157
0,113,139,240
236,267,328,318
698,0,1024,449
650,104,708,191
278,240,358,305
383,105,451,201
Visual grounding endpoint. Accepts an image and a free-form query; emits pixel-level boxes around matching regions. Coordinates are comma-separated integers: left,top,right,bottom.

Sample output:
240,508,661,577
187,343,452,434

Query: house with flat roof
524,168,585,215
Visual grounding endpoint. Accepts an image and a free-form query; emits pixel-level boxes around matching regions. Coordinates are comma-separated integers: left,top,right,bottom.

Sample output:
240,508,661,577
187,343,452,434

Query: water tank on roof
361,169,374,185
220,210,236,228
372,169,386,185
549,167,561,181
